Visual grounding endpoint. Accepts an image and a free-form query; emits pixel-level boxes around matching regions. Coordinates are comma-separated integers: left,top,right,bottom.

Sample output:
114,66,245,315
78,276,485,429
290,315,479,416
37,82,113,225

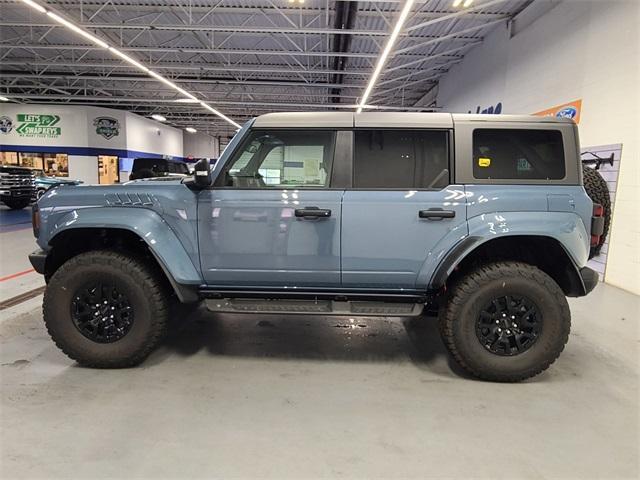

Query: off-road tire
439,261,570,382
582,166,611,257
2,197,31,209
43,250,169,368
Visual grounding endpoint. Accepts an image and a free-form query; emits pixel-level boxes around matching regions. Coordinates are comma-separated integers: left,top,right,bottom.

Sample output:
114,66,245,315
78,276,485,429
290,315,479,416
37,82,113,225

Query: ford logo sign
556,106,577,119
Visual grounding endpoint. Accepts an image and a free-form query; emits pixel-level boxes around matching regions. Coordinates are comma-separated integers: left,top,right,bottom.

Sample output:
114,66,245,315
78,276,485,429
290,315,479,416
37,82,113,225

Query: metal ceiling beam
0,52,379,75
405,0,510,33
0,93,436,111
1,43,382,59
1,81,365,100
0,64,367,89
0,21,393,36
7,2,508,19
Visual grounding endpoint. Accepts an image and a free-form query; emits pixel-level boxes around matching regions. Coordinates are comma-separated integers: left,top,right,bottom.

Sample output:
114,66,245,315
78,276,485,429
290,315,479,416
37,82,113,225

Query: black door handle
419,208,455,220
295,207,332,218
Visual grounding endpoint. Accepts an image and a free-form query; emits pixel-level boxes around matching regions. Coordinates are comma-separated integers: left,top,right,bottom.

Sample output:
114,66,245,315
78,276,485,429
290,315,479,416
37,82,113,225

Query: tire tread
43,250,169,368
439,261,571,382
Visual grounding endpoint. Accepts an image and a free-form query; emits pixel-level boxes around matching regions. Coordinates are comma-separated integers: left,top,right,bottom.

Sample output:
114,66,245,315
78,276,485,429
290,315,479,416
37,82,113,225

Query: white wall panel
68,155,98,185
183,132,219,159
124,112,182,158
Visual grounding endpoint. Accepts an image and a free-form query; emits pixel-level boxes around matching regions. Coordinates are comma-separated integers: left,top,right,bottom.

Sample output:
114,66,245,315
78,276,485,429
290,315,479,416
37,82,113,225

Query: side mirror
193,158,212,188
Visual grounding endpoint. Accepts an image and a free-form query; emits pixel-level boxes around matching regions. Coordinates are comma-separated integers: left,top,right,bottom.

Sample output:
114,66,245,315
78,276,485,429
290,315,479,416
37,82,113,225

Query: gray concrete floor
1,209,638,479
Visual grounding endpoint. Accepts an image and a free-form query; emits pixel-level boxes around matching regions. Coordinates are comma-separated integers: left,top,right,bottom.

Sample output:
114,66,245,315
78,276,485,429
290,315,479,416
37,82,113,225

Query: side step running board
205,298,424,316
199,287,428,303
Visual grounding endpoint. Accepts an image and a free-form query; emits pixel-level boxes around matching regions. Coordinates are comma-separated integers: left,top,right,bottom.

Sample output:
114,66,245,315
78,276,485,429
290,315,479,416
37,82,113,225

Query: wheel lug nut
511,315,515,320
495,320,499,324
498,328,502,332
507,330,511,334
502,313,506,317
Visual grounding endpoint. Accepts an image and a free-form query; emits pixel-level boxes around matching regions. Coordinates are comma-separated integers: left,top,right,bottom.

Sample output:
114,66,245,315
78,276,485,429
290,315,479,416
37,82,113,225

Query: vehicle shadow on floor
149,304,471,379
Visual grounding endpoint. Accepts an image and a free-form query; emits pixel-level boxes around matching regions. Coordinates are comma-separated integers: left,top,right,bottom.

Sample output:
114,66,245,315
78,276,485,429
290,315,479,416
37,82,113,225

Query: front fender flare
48,206,202,289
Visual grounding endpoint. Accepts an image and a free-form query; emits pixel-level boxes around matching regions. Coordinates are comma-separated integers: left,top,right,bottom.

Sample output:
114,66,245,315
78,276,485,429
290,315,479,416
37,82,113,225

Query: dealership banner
533,99,582,123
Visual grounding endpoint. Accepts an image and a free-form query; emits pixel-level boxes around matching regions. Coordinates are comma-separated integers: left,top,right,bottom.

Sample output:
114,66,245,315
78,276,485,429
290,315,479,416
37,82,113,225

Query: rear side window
473,129,565,180
353,130,449,189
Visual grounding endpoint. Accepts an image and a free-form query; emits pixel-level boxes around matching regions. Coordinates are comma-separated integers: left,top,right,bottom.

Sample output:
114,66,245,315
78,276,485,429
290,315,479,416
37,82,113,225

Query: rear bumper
579,266,599,295
29,249,48,274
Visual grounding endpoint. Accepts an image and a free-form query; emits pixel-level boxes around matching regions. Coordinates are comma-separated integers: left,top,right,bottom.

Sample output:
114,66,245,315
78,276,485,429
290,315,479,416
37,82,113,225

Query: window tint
473,129,565,180
224,130,335,188
353,130,449,189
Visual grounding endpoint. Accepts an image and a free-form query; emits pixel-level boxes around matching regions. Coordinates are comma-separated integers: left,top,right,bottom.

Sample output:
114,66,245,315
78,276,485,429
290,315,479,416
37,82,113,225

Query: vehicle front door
197,129,343,287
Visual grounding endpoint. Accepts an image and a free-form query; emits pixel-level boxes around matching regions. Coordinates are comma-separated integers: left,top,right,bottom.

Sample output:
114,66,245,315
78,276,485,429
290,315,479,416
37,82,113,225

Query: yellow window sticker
478,157,491,167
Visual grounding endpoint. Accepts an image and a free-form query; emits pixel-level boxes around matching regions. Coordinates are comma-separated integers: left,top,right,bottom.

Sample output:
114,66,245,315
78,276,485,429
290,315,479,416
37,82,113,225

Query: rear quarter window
473,129,565,180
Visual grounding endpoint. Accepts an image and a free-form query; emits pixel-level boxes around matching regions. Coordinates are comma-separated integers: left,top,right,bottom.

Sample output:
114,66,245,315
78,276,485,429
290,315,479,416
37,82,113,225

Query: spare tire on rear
582,166,611,258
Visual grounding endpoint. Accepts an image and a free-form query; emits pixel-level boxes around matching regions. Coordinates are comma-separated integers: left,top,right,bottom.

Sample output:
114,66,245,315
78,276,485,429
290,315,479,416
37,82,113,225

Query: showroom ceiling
0,0,532,135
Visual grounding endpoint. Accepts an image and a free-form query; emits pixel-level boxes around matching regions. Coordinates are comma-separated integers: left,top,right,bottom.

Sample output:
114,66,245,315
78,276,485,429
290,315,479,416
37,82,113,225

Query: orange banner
533,99,582,123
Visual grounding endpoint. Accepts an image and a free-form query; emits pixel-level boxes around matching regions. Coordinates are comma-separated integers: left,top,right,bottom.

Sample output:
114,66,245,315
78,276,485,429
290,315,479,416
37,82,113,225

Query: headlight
32,204,40,238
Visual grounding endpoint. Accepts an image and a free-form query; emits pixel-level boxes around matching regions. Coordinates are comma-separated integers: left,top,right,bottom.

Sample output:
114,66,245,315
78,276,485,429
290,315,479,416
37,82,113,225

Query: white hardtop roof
253,112,575,128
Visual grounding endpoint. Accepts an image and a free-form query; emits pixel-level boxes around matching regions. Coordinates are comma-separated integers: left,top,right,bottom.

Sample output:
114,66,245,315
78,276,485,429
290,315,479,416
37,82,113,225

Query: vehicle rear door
341,127,468,289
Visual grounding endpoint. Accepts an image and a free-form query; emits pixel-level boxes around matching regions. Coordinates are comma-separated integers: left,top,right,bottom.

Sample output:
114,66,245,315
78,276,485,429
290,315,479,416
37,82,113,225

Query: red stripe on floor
0,269,35,282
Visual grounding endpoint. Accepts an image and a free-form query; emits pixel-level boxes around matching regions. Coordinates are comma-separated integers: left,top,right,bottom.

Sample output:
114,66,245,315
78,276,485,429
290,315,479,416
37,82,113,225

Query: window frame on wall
0,151,19,166
215,128,338,189
98,155,120,184
0,151,69,177
42,153,69,177
349,128,452,191
17,152,44,171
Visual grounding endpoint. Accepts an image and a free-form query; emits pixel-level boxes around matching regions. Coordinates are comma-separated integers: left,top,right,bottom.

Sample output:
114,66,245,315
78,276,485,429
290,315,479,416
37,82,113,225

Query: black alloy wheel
71,283,134,343
476,295,541,356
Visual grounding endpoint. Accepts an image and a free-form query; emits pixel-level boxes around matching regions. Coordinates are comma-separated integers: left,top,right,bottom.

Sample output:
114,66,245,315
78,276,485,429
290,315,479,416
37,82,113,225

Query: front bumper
579,266,599,295
29,249,48,274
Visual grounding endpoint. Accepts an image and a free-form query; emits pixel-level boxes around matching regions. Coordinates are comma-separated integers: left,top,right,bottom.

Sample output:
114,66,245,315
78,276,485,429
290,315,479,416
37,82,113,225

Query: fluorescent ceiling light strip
21,0,46,13
20,0,239,128
356,0,416,114
46,12,109,49
148,71,198,100
108,47,149,72
199,102,242,129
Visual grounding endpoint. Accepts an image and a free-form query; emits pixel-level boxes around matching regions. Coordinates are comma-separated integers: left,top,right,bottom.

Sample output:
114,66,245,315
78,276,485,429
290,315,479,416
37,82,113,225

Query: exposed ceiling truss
0,0,533,135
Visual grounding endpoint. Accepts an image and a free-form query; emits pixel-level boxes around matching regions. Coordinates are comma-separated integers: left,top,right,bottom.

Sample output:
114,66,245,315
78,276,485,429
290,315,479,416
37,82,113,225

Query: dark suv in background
128,157,190,180
0,165,36,209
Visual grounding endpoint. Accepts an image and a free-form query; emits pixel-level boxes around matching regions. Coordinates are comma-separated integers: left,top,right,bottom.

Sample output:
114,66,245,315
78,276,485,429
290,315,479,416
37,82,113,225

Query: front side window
473,129,565,180
353,130,449,189
223,130,335,188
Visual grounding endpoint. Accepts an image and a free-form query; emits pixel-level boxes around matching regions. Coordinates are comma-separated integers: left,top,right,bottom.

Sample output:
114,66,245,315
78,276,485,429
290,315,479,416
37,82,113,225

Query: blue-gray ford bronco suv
29,112,609,382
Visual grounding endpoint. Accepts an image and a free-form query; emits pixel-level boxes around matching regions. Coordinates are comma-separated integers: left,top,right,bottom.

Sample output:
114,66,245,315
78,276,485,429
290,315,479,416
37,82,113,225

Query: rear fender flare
422,211,589,290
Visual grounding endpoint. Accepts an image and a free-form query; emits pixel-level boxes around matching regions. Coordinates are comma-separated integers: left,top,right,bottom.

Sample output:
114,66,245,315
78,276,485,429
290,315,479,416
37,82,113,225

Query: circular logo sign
0,116,13,134
556,106,578,119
